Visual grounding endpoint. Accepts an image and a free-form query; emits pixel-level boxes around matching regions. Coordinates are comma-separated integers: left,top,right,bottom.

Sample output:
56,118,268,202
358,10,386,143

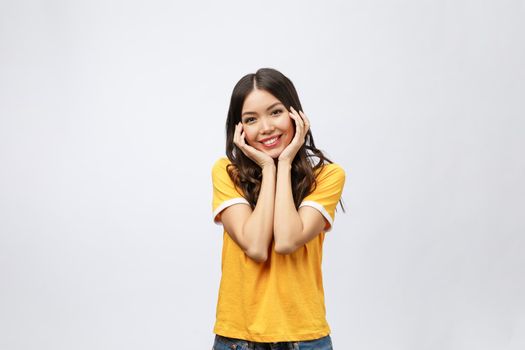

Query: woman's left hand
278,106,310,163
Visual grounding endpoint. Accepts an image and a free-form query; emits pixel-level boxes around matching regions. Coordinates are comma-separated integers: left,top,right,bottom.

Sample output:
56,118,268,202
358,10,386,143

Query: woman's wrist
277,159,293,170
261,162,277,173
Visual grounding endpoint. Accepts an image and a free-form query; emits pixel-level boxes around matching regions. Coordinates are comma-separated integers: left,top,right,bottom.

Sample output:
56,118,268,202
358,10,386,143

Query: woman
211,68,345,350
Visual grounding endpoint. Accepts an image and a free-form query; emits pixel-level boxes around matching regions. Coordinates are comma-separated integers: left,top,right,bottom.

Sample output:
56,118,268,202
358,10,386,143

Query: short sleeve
299,163,346,232
211,157,250,225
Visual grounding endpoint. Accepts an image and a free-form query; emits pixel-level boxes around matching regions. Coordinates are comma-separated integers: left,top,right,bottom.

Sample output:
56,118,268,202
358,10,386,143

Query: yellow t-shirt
211,157,345,342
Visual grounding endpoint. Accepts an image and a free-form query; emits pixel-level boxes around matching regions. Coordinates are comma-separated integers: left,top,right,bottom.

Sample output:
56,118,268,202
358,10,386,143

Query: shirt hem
213,326,331,342
213,197,250,224
299,200,333,232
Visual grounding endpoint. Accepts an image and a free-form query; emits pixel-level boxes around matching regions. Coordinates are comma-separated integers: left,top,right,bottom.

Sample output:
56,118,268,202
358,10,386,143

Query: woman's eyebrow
242,102,283,116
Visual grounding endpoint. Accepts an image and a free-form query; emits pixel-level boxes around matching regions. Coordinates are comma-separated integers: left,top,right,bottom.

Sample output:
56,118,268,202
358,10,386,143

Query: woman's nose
260,117,274,133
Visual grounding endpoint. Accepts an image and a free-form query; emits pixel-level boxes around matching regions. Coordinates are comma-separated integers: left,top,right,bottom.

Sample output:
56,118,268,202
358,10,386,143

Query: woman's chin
253,146,282,159
265,150,282,159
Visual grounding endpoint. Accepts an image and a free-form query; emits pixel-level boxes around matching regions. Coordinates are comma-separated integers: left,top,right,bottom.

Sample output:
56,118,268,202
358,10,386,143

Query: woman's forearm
242,164,276,261
273,161,303,254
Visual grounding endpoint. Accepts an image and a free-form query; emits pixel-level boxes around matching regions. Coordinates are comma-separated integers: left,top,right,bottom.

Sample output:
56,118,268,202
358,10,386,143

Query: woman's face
240,89,294,159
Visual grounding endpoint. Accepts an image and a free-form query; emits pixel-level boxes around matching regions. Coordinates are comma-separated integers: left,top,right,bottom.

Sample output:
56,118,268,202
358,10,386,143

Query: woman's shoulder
212,156,231,170
314,162,345,179
211,157,235,179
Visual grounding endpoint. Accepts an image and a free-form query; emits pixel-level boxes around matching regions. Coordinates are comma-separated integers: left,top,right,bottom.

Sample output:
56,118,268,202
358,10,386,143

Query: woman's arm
273,161,325,254
219,122,277,263
273,107,326,254
220,164,276,263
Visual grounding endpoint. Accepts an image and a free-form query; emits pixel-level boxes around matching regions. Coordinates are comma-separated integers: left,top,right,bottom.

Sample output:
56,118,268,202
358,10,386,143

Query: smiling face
240,89,295,159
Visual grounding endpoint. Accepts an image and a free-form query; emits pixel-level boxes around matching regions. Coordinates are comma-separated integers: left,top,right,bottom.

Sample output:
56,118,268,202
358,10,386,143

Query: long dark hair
225,68,344,211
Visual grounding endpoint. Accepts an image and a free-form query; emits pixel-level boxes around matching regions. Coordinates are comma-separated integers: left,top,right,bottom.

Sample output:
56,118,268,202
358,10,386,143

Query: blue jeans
212,334,333,350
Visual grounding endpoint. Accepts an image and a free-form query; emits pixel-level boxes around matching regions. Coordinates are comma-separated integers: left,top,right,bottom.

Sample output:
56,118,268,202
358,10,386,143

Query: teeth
263,137,278,145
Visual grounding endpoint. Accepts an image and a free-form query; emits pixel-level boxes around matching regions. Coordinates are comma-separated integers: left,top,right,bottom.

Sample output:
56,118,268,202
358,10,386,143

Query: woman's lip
259,135,282,148
259,135,281,143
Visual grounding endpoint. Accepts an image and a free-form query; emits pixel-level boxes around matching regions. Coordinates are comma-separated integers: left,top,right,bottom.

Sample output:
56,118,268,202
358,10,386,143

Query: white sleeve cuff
299,200,333,232
213,198,250,224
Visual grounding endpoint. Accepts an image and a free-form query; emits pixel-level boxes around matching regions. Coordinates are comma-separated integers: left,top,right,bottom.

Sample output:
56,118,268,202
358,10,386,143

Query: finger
239,132,261,157
291,107,304,123
299,111,310,133
290,116,304,144
240,130,257,153
240,130,247,146
235,123,245,148
298,110,308,122
289,107,301,121
293,109,304,130
233,123,241,146
288,110,300,130
237,130,252,157
292,112,307,144
291,106,304,119
290,106,299,117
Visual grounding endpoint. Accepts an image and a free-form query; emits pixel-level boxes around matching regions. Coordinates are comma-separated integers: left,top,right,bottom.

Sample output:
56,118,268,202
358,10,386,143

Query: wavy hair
225,68,344,211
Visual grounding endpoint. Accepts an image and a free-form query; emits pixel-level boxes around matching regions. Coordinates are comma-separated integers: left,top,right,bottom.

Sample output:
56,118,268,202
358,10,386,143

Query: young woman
211,68,345,350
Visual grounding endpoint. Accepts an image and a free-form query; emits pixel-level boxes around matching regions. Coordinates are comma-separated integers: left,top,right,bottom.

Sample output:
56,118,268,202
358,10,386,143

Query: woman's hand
278,106,310,163
233,122,275,169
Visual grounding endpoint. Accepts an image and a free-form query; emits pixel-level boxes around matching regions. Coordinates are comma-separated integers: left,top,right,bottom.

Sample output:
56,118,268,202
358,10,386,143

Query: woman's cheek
284,132,294,147
244,129,257,147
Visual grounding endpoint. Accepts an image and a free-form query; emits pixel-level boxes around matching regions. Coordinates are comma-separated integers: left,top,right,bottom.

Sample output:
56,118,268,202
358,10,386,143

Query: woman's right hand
233,122,275,169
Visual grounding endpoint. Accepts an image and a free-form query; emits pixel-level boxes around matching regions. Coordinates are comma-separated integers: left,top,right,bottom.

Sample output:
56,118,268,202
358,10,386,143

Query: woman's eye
243,117,256,124
271,109,283,116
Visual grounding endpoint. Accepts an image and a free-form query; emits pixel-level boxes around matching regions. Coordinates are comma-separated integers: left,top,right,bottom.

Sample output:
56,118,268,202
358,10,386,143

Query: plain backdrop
1,1,524,349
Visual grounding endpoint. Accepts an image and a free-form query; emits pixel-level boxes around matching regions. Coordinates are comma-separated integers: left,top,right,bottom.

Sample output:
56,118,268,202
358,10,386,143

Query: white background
1,1,524,349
